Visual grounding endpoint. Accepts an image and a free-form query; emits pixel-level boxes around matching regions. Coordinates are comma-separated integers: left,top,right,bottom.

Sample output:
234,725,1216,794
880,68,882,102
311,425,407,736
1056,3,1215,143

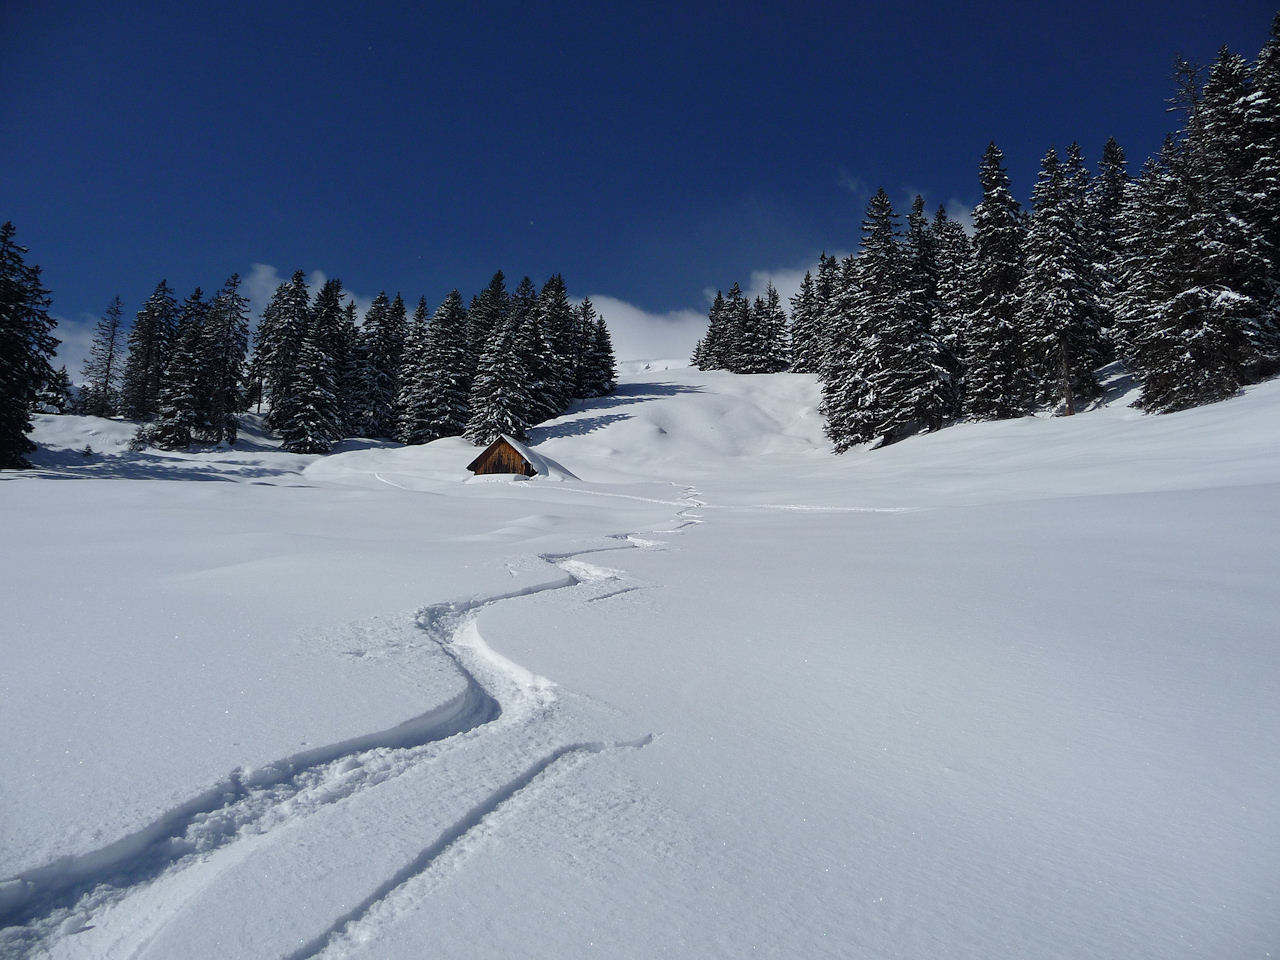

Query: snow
2,368,1279,958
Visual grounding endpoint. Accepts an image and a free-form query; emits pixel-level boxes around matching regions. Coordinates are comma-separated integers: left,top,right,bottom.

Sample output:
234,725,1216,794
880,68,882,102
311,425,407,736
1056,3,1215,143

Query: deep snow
2,369,1278,959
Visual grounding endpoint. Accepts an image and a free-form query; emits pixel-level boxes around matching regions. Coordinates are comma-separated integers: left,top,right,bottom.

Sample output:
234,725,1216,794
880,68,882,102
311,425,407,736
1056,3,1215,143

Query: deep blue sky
2,0,1275,364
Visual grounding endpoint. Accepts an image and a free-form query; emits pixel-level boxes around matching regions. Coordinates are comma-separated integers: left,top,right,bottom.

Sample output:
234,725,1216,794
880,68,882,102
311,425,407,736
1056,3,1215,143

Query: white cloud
744,266,808,306
51,313,98,382
944,198,975,235
837,169,867,196
585,255,834,364
580,295,706,364
244,263,373,324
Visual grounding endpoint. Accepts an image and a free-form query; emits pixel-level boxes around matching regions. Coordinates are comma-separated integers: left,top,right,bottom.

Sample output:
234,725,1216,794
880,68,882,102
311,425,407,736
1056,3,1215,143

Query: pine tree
285,278,348,441
355,291,407,437
531,274,575,418
1019,146,1102,414
119,280,177,420
1247,15,1280,299
279,323,341,454
812,253,841,373
1189,45,1279,372
200,275,250,444
693,291,728,369
569,296,596,396
818,256,859,384
893,195,958,432
465,304,538,444
34,365,72,414
737,283,789,373
250,270,311,428
963,142,1030,420
1117,146,1251,412
931,205,971,386
580,300,617,397
138,288,207,450
397,297,434,444
788,271,823,373
822,189,903,449
720,283,749,372
467,271,510,370
1116,37,1279,413
0,222,59,468
412,290,473,441
335,298,363,435
1086,137,1130,359
81,296,127,418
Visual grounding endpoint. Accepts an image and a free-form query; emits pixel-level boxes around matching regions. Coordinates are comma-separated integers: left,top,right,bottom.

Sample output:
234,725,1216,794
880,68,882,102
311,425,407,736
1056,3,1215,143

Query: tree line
694,16,1280,452
1,258,616,463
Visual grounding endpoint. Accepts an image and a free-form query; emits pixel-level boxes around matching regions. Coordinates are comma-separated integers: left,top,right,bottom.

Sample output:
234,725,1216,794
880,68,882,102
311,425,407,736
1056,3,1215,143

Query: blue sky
2,0,1275,368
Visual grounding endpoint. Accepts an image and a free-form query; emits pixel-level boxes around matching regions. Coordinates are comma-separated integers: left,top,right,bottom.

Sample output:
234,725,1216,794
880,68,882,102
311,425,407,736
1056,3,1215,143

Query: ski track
0,483,704,959
287,735,652,960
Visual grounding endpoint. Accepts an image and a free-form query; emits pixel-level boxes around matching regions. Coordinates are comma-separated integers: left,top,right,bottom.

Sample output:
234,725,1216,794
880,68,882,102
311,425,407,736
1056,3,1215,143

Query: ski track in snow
0,483,704,959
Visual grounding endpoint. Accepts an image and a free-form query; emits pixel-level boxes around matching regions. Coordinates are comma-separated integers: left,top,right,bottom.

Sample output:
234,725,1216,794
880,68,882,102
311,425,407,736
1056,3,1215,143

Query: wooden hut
467,435,539,477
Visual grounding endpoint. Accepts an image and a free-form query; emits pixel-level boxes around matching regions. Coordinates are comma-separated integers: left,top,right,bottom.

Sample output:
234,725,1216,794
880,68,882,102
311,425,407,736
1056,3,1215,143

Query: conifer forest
694,19,1280,450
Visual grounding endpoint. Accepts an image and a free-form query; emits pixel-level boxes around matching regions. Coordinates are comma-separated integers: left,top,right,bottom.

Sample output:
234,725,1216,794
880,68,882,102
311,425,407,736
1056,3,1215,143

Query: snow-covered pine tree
1247,16,1280,307
199,275,250,444
396,297,433,444
1188,45,1279,373
583,305,617,397
822,190,904,449
853,187,952,446
963,142,1030,420
81,296,127,418
355,291,407,438
291,278,349,442
119,280,177,421
279,321,341,454
335,298,363,436
1116,37,1280,414
931,205,971,391
720,283,749,372
465,297,539,444
467,271,509,372
788,271,823,373
1086,137,1130,359
568,296,595,396
137,288,207,449
738,295,772,374
690,337,706,367
251,270,311,429
1117,146,1251,412
412,290,473,441
810,253,841,375
817,255,859,385
531,274,575,418
0,221,58,468
1018,146,1102,414
890,195,959,434
693,291,727,369
34,365,72,414
737,283,789,373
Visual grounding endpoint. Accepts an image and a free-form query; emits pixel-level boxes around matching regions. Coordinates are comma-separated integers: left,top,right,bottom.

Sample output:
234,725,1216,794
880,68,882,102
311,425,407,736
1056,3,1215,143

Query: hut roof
466,435,579,480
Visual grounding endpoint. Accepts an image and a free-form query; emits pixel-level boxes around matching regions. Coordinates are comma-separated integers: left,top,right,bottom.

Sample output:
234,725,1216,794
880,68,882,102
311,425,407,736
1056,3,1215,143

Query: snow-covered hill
2,370,1278,959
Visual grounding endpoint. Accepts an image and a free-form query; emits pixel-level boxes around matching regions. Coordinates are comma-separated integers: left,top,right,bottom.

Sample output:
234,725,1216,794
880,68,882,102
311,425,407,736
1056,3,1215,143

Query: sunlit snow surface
2,368,1278,959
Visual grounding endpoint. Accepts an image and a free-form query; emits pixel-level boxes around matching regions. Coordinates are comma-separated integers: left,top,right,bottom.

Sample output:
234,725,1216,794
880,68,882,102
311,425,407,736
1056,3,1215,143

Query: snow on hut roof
467,434,579,481
501,435,579,480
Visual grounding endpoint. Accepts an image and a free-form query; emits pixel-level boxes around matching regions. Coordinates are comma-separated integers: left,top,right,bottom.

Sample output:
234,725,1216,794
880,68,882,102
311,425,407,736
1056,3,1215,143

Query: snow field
3,367,1279,958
